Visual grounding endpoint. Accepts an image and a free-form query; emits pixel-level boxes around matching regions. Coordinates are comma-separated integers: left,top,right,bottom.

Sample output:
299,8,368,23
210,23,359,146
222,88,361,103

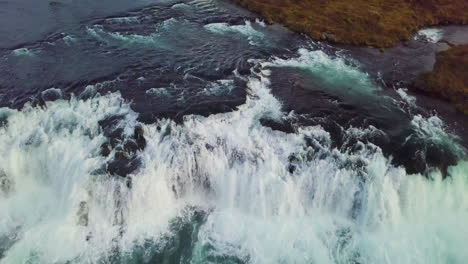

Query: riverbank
232,0,468,119
414,45,468,114
233,0,468,48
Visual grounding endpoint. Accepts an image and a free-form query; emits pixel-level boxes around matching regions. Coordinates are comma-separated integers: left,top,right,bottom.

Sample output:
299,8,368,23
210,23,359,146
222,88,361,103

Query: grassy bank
416,45,468,114
233,0,468,48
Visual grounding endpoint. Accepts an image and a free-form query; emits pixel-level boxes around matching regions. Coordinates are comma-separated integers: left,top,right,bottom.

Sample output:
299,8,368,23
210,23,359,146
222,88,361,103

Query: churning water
0,0,467,263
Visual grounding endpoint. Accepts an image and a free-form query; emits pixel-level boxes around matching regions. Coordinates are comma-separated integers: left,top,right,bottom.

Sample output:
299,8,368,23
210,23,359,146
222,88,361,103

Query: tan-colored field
417,45,468,114
234,0,468,48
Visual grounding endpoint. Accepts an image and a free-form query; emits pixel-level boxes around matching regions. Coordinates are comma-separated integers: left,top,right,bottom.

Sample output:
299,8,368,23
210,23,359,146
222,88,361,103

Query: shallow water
0,0,467,263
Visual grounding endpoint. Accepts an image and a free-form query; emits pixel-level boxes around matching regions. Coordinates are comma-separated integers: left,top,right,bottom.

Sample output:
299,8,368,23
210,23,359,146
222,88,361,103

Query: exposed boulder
98,117,147,178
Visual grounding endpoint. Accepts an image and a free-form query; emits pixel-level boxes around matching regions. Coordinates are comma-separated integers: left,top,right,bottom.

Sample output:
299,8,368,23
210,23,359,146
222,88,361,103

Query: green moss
233,0,468,48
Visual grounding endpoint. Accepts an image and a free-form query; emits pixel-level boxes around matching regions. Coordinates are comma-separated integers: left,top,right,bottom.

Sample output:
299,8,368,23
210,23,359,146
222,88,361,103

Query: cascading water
0,0,467,263
0,56,467,263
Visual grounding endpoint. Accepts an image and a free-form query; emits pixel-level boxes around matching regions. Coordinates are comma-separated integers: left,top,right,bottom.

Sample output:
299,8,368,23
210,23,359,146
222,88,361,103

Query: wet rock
100,142,112,157
288,155,301,174
79,85,98,100
123,139,139,153
260,118,295,134
425,143,458,177
133,125,146,150
394,140,428,174
98,115,125,138
392,135,458,176
40,88,63,102
107,154,141,177
98,117,147,178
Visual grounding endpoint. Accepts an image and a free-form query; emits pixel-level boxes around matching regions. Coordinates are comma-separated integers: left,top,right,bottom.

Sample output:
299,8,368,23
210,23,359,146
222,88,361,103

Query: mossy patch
233,0,468,48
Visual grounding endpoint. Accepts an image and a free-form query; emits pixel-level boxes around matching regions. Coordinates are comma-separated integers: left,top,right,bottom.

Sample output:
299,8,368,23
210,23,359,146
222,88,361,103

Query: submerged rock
77,201,89,226
40,88,63,102
233,0,468,48
0,170,12,195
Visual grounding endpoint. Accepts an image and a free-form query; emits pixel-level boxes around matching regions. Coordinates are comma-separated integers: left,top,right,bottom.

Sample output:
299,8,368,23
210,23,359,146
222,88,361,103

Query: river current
0,0,467,263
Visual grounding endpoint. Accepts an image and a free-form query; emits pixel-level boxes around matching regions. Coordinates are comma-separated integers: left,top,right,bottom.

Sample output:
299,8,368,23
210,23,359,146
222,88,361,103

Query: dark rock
425,143,458,177
260,118,295,134
123,139,139,153
133,125,146,150
100,142,112,157
41,88,63,102
107,155,141,177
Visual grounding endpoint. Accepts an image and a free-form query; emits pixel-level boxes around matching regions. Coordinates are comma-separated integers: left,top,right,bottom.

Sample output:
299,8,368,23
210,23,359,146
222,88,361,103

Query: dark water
0,0,299,121
0,1,467,263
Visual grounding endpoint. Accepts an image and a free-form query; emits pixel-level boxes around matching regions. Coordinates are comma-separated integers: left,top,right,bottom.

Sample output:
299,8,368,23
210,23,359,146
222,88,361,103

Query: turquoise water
0,1,467,263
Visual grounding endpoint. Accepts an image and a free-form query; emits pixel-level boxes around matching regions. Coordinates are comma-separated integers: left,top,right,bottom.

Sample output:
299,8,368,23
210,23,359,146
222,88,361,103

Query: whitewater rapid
0,45,467,264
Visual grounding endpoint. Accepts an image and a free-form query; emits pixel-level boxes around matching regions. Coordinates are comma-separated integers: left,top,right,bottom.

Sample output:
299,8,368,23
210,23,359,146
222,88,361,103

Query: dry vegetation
233,0,468,48
417,45,468,114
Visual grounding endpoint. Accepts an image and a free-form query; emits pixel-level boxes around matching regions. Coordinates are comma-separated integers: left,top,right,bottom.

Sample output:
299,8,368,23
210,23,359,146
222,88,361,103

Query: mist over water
0,0,467,263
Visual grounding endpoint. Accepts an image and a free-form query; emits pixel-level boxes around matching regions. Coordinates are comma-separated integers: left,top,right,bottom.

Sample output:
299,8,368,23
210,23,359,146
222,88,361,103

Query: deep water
0,0,467,263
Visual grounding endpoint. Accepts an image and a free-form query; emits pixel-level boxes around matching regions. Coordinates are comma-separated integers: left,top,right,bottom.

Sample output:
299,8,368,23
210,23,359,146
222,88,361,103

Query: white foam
105,16,140,24
0,93,138,263
63,35,77,45
11,48,36,57
86,26,161,46
410,115,465,157
41,88,63,101
159,17,178,30
204,21,265,46
86,19,180,50
171,3,191,10
255,19,266,27
145,87,170,97
262,48,380,97
415,28,444,43
396,88,416,106
200,79,235,96
0,52,466,264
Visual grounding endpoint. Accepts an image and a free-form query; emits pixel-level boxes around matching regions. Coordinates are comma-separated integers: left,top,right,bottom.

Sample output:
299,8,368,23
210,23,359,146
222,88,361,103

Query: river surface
0,0,467,263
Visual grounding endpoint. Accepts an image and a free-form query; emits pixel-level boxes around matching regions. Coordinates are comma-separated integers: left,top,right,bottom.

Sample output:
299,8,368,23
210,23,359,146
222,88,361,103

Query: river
0,0,467,263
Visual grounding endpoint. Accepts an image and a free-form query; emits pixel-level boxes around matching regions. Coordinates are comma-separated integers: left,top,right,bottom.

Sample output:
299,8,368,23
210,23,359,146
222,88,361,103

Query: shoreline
229,0,468,145
233,0,468,48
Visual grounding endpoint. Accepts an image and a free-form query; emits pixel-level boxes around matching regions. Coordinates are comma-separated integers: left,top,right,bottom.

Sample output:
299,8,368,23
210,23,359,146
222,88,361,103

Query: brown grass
233,0,468,48
418,45,468,114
